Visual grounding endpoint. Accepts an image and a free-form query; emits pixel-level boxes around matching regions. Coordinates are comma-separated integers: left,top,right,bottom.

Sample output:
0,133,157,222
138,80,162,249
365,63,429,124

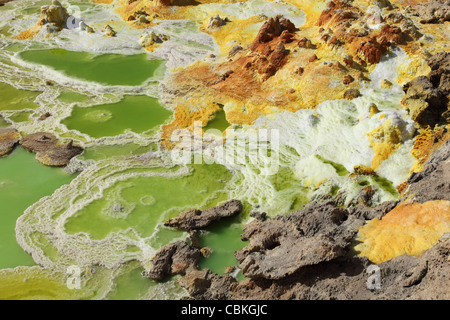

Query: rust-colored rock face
251,16,296,49
247,16,296,80
316,0,411,64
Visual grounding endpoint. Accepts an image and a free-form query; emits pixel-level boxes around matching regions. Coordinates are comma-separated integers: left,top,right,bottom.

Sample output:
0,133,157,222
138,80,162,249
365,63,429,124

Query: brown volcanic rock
35,143,84,167
234,202,364,280
232,236,450,300
405,140,450,203
20,132,83,166
251,16,296,50
343,74,354,85
164,199,243,231
249,16,296,80
178,269,237,299
182,236,449,300
0,128,20,157
316,0,410,64
144,241,201,281
402,51,449,127
343,88,361,100
20,132,58,153
151,138,450,299
415,0,450,24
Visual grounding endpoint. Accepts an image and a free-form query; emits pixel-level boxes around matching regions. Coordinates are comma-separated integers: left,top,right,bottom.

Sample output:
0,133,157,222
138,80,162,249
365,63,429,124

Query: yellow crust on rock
367,117,403,170
355,200,450,264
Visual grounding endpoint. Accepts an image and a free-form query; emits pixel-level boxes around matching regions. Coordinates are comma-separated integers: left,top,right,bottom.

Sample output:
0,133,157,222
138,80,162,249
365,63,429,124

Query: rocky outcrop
143,241,201,281
405,139,450,203
103,25,116,37
0,128,20,157
230,236,449,300
402,51,450,127
13,0,76,39
179,215,449,300
138,31,169,48
145,200,243,281
251,16,296,49
38,0,70,30
207,15,229,30
316,0,411,64
246,16,296,80
164,199,243,231
415,0,450,24
20,132,83,167
343,88,361,100
178,269,237,300
235,202,363,280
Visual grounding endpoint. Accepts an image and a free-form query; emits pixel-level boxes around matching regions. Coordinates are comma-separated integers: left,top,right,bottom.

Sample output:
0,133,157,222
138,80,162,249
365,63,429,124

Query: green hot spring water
0,147,76,269
19,49,165,86
62,95,172,138
0,82,40,111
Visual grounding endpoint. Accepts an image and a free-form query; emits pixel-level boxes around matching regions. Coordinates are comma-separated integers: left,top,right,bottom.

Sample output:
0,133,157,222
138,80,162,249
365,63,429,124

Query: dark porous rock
405,139,450,203
348,200,399,220
178,269,237,300
402,51,449,127
0,128,20,157
144,241,201,281
184,235,450,300
343,74,354,85
19,132,83,166
230,237,450,300
164,199,243,231
249,211,267,221
234,201,365,280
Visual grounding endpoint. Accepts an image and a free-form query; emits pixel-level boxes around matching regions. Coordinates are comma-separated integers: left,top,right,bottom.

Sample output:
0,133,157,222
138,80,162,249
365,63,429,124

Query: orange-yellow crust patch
355,200,450,264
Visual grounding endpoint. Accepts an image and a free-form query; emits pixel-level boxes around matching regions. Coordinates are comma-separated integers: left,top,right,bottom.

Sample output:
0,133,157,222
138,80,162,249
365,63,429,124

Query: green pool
62,95,172,138
19,49,165,86
0,147,76,269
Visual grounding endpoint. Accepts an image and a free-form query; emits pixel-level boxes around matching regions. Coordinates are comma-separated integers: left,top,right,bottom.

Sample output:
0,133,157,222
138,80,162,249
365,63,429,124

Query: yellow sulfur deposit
355,200,450,264
367,117,403,169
